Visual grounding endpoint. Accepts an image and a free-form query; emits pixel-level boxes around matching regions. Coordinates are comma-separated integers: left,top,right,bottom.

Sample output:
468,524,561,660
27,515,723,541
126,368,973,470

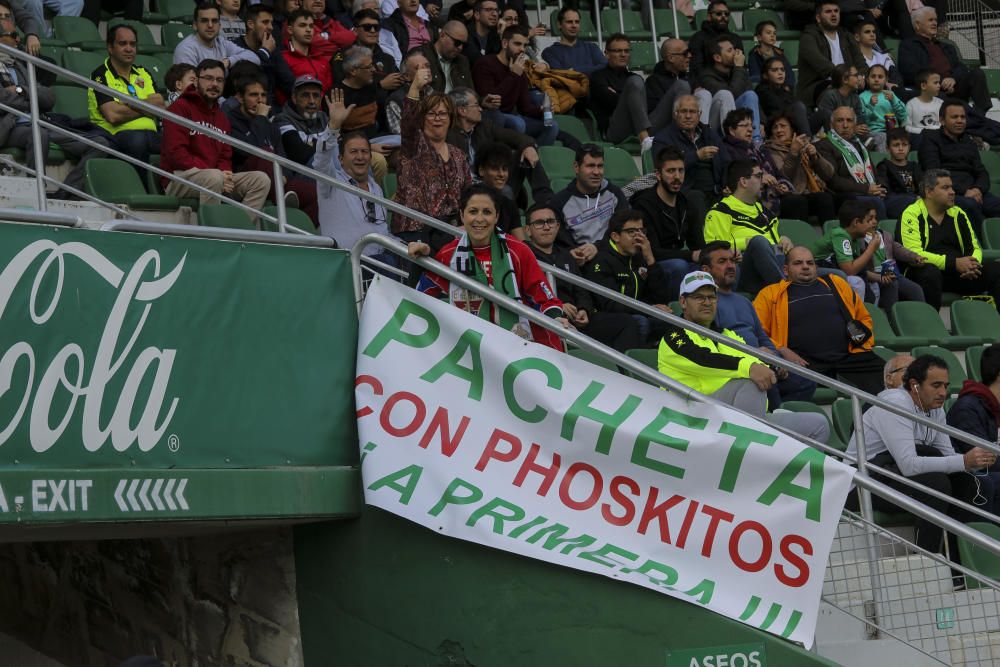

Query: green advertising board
0,222,361,526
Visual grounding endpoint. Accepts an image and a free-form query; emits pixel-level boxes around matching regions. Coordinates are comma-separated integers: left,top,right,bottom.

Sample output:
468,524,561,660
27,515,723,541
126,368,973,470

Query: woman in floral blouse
392,67,472,252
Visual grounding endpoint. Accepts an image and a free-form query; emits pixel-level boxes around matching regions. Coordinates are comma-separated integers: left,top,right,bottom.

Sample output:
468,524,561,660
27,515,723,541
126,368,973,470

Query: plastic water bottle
542,95,553,127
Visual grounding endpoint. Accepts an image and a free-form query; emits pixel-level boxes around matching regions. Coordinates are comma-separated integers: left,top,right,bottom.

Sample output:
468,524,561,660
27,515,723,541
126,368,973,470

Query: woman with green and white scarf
816,105,889,220
408,184,571,351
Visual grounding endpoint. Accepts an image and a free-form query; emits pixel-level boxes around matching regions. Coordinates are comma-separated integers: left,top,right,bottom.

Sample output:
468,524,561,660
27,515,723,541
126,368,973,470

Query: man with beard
472,25,558,146
754,246,885,397
659,270,829,442
161,59,269,214
629,146,704,300
687,1,742,86
524,203,643,352
796,1,864,106
463,0,501,66
700,37,760,142
275,75,330,167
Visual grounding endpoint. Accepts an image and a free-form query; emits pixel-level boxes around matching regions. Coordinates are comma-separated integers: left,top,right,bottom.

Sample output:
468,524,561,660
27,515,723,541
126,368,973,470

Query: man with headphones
847,355,997,556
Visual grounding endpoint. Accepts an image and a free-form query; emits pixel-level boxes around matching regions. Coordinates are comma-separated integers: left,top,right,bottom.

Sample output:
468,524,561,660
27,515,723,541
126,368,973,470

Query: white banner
356,278,855,646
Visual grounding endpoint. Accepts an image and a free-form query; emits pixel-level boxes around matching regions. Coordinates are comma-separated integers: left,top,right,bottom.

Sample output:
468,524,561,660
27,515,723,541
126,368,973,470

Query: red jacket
281,14,355,61
160,85,232,188
274,41,334,105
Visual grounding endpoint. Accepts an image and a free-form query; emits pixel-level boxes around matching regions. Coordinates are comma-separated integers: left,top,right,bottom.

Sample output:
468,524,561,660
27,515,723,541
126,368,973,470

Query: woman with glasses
392,67,472,253
408,184,570,350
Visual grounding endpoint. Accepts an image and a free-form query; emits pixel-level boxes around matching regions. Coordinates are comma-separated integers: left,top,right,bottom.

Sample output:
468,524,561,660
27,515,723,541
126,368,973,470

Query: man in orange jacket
754,245,885,397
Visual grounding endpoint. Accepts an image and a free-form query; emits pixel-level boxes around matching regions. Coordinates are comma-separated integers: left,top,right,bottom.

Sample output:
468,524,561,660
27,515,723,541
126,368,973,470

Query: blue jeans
885,193,918,221
736,235,784,294
658,258,699,301
843,194,887,220
498,111,559,147
956,192,1000,237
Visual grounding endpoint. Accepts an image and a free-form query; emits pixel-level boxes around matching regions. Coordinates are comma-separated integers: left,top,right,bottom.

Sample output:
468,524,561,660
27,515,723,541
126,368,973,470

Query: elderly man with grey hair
334,45,397,146
884,353,915,389
899,7,990,110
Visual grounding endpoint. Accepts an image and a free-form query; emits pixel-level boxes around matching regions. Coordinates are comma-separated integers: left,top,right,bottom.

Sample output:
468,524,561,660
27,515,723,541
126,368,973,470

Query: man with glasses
333,45,392,141
659,270,829,443
541,7,606,75
650,94,720,219
884,353,914,389
524,203,643,352
173,1,260,70
584,209,672,345
274,9,333,105
314,87,393,256
644,38,700,130
688,0,742,87
89,23,164,172
161,59,270,216
463,0,500,66
797,1,864,106
418,20,473,94
589,33,667,151
335,8,399,87
0,0,42,57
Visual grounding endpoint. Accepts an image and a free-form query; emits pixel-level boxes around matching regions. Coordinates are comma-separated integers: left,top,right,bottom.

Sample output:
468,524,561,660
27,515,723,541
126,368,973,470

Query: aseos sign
0,239,182,453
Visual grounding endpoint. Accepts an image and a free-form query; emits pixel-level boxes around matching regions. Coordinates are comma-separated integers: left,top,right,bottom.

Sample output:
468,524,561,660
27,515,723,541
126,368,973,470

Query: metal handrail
0,206,82,226
350,233,1000,559
100,219,336,247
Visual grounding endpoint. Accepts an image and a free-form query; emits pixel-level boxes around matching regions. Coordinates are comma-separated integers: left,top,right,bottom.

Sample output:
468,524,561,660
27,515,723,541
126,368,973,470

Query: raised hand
327,88,356,131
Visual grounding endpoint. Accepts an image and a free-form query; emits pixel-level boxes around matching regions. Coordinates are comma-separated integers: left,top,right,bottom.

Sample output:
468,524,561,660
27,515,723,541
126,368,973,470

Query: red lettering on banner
475,428,523,471
674,500,700,549
513,443,561,496
728,520,772,573
355,375,383,418
380,391,426,437
417,407,470,457
600,476,640,526
775,534,813,587
699,504,736,557
637,488,685,543
558,462,603,511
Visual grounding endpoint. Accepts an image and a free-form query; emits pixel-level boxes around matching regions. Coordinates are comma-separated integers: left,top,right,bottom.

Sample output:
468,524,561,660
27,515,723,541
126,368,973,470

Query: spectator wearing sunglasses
89,23,165,173
332,9,398,87
416,20,474,94
314,88,392,253
687,0,743,89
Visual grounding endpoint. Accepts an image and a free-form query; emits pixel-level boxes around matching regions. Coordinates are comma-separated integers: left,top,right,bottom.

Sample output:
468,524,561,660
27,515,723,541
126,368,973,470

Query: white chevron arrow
115,478,190,512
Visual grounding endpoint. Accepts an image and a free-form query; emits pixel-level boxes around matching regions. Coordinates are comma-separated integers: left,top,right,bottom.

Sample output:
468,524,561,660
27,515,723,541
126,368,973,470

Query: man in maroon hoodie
947,344,1000,511
161,59,270,216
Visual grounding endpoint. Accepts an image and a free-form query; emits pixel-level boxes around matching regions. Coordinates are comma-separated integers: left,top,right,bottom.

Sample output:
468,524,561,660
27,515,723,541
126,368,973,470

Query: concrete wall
0,528,303,667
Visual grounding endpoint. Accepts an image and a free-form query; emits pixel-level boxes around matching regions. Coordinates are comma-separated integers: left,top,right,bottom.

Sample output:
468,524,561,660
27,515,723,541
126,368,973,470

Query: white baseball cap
679,270,718,297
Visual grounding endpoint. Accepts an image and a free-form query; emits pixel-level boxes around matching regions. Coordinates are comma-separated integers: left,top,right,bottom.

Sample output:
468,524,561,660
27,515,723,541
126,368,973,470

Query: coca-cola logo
0,240,184,453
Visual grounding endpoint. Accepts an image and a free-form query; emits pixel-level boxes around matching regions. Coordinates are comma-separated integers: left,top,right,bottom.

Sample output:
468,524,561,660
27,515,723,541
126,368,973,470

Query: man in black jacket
650,94,722,213
918,100,1000,231
525,203,642,352
583,208,672,345
418,22,474,94
629,145,705,300
700,36,760,142
899,7,990,111
947,346,1000,483
796,1,864,106
226,75,318,225
644,38,694,122
687,0,742,88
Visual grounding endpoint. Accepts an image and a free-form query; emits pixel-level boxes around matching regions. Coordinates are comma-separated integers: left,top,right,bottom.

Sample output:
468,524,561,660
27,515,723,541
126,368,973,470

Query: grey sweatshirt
846,387,965,476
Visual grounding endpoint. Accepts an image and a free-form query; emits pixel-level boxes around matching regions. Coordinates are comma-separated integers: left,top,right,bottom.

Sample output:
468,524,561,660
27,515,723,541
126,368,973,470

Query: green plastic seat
957,522,1000,590
52,84,88,119
892,301,981,350
780,401,845,451
568,347,620,372
198,203,256,230
630,42,656,73
779,39,798,68
600,9,651,39
951,299,1000,344
872,345,896,362
910,345,966,394
624,348,660,384
738,8,797,39
982,218,1000,262
539,145,577,181
158,0,194,23
831,399,855,444
865,302,929,349
261,205,316,234
52,16,106,50
779,218,819,251
553,114,593,144
382,172,397,200
162,23,195,51
967,345,987,382
136,57,168,86
84,158,184,210
811,387,839,405
603,146,640,187
61,50,107,87
821,218,838,236
116,19,174,55
878,219,897,237
651,9,694,38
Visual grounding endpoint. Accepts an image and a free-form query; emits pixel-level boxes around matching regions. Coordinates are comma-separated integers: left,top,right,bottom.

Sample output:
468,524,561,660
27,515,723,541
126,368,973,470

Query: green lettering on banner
577,542,640,569
757,448,826,522
524,523,597,554
717,423,778,493
621,558,680,589
363,299,440,359
560,381,642,455
665,642,766,667
466,497,526,533
682,578,716,605
427,477,483,516
367,464,424,505
420,329,485,400
502,357,563,423
632,407,706,479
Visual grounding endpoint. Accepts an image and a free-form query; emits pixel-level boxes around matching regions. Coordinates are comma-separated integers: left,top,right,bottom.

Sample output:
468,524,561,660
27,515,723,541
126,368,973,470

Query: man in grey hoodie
549,143,627,264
